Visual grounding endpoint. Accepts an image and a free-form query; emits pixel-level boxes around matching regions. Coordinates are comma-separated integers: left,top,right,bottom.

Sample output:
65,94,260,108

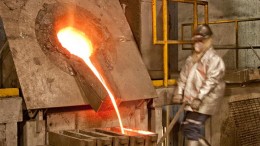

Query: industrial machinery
1,0,260,146
0,0,158,145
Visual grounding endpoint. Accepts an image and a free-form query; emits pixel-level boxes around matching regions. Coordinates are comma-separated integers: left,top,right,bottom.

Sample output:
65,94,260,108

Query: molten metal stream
123,128,155,135
57,27,125,134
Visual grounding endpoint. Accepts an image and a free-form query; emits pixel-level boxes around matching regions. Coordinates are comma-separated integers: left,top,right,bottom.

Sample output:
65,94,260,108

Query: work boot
186,140,199,146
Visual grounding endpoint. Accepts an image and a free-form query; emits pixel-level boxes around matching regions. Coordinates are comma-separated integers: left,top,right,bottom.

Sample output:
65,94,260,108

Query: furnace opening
35,2,116,75
35,2,122,115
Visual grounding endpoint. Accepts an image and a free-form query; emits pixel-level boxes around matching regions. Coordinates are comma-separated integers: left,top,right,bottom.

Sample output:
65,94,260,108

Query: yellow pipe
171,0,207,5
204,3,208,24
183,17,260,26
193,0,198,30
237,17,260,22
209,20,236,24
0,88,19,97
154,40,193,45
235,20,239,69
183,20,239,26
162,0,168,87
152,79,177,87
181,24,184,49
152,0,157,44
167,40,193,44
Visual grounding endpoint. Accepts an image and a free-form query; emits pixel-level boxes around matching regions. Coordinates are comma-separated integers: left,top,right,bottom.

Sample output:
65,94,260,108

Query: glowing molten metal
57,27,125,134
123,128,155,135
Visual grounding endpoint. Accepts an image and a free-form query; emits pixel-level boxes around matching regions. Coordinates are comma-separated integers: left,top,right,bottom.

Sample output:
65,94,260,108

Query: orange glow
123,128,155,135
57,26,125,134
57,27,93,58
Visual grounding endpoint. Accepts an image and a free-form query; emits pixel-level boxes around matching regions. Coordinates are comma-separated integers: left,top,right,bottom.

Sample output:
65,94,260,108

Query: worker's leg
186,140,199,146
182,111,210,146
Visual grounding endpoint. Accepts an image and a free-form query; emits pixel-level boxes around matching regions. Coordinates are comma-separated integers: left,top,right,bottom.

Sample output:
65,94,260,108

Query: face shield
192,24,213,53
194,40,204,53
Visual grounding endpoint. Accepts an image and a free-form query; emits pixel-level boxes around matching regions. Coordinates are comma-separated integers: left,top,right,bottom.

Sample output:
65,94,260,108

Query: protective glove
183,96,192,103
190,98,202,111
172,94,183,103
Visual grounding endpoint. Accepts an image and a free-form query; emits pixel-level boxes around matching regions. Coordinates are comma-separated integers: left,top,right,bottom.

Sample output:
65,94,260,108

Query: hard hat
192,24,213,41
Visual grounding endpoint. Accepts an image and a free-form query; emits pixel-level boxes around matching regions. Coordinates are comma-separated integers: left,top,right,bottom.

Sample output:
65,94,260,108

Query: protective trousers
182,111,210,146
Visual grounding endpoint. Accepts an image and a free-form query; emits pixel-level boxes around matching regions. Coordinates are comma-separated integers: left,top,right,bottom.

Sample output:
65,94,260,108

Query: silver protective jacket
176,48,225,115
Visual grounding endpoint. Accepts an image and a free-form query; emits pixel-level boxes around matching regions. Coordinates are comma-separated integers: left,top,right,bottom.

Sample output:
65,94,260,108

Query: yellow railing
181,17,260,68
152,0,208,87
152,79,177,87
0,88,19,97
152,1,208,145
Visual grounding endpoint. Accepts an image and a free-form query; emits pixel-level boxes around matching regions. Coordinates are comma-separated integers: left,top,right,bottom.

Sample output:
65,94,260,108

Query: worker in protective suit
172,24,225,146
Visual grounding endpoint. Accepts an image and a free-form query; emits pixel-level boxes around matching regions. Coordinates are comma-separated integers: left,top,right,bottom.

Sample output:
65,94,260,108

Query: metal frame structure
151,1,208,146
181,17,260,68
152,0,208,87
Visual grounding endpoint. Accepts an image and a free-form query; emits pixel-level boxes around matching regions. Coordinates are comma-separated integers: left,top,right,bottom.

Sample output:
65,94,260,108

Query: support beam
0,88,19,97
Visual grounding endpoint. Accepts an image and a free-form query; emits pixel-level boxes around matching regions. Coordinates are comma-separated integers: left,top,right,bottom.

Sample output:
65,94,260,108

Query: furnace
0,0,157,145
1,0,260,146
0,0,156,110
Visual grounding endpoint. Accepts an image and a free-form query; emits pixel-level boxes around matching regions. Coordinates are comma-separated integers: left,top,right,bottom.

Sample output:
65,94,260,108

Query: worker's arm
197,56,225,100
